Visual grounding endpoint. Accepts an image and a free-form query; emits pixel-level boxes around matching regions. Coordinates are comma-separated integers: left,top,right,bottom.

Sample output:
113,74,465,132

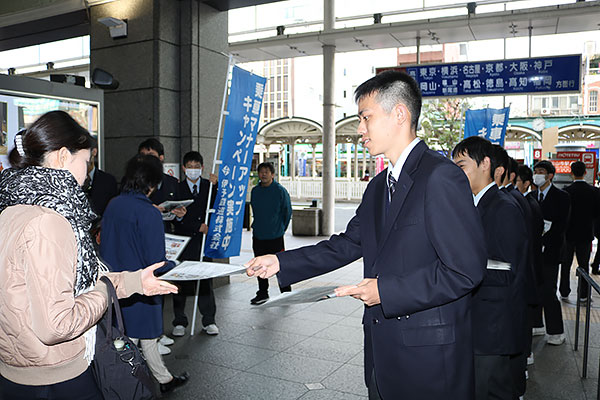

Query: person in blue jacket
100,154,189,394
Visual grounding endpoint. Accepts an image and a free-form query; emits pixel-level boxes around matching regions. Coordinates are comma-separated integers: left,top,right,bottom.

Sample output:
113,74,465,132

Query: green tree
419,98,469,157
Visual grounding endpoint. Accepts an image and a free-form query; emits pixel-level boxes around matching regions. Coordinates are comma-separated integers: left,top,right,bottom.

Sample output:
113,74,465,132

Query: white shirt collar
387,137,420,186
186,178,200,193
539,182,552,201
473,182,496,207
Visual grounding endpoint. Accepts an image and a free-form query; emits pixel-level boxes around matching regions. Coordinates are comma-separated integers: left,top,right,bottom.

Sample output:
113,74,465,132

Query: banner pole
190,54,234,336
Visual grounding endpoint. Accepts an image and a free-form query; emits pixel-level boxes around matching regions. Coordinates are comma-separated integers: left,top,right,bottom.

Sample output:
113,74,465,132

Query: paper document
159,199,194,221
487,259,511,271
260,286,340,308
164,234,191,261
543,219,552,235
159,261,246,281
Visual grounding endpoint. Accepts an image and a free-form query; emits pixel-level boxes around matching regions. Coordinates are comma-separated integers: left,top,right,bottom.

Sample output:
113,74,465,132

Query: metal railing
574,267,600,399
279,178,369,201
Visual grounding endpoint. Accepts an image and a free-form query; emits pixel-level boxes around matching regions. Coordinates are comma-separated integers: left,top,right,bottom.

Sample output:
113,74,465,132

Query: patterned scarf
0,166,108,362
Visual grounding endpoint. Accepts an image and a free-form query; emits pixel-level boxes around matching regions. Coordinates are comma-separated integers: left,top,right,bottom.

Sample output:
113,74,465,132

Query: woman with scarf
100,154,189,394
0,111,178,399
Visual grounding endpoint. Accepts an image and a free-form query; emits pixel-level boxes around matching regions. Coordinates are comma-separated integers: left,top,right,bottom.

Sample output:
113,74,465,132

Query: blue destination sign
404,54,581,98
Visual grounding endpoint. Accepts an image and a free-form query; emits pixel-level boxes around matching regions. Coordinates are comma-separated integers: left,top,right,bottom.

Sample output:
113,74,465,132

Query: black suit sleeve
277,204,363,286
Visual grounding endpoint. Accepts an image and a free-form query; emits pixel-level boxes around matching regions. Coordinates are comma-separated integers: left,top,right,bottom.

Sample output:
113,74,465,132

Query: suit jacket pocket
394,216,422,230
401,324,455,347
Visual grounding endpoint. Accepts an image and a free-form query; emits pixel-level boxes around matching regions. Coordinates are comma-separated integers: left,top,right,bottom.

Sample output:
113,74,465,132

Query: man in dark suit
246,71,487,399
453,137,528,399
138,138,185,233
528,160,570,346
516,164,545,366
171,151,219,337
561,161,600,301
84,142,118,217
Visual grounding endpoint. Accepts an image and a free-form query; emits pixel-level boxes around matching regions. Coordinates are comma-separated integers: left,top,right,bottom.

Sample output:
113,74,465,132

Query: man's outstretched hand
245,255,280,279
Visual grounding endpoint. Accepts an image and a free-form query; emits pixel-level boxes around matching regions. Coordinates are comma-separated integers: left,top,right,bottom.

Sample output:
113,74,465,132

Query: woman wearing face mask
99,154,190,394
0,111,178,399
170,151,219,338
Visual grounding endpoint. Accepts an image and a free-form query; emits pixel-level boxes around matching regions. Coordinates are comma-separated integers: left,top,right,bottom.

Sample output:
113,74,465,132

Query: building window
590,90,598,113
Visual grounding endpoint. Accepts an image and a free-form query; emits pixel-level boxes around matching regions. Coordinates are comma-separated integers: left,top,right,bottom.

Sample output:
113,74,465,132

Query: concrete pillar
321,0,336,236
90,0,227,178
354,139,359,181
289,140,296,180
259,147,264,163
311,143,317,177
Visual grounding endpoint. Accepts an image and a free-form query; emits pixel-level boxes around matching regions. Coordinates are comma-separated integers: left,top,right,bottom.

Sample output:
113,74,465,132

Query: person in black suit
138,138,185,233
453,138,528,400
561,161,600,301
171,151,219,337
516,164,545,366
492,149,536,395
84,142,118,217
246,71,487,399
529,160,570,346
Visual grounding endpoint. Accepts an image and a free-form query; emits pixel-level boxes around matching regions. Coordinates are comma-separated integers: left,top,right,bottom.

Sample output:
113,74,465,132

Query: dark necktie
539,192,544,203
192,184,198,197
388,173,397,201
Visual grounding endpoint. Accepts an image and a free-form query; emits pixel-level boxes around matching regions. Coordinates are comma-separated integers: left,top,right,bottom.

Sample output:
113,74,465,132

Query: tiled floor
157,203,599,399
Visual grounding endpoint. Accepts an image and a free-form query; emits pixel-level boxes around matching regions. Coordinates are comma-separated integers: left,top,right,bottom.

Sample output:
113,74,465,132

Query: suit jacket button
373,318,379,324
397,317,401,320
406,315,410,319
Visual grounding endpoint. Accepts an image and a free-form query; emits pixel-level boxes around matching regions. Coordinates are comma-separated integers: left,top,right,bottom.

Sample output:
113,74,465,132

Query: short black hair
138,138,164,156
491,144,509,183
452,136,494,179
534,160,556,176
121,154,163,196
354,70,422,131
508,157,519,184
571,161,586,177
257,162,275,174
183,151,203,166
517,164,533,184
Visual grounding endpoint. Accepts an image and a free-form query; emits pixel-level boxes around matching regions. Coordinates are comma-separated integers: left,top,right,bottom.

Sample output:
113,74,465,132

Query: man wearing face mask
171,151,218,337
528,160,570,346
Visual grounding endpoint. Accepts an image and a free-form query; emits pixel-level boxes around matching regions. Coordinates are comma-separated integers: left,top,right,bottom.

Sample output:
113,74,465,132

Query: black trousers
172,278,216,327
252,236,291,294
0,368,102,400
560,241,592,299
474,354,514,400
533,263,564,335
368,369,382,400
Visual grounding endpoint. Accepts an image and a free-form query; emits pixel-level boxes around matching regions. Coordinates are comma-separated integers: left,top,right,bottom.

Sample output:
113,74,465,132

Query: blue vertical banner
464,107,510,146
205,66,266,258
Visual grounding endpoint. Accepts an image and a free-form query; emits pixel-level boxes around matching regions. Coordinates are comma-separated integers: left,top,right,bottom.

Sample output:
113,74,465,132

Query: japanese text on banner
463,106,510,146
205,66,266,258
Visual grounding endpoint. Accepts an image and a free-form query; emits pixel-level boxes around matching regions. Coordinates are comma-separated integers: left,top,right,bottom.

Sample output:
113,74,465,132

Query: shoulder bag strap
99,275,126,338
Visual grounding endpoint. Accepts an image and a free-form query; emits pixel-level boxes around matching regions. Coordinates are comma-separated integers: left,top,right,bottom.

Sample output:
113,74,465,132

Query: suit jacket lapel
376,141,426,253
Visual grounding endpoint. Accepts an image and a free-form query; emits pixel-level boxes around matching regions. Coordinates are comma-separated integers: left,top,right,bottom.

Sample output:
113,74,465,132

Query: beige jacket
0,205,144,385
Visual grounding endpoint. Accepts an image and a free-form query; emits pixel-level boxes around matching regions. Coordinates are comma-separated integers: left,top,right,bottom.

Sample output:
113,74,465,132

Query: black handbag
92,276,156,400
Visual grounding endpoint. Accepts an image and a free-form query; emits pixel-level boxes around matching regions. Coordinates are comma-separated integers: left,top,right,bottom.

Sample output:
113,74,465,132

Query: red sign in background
550,151,597,184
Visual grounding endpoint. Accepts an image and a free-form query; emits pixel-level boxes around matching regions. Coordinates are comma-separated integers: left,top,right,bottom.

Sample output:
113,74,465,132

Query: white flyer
260,286,340,308
543,219,552,235
164,234,191,261
159,261,246,281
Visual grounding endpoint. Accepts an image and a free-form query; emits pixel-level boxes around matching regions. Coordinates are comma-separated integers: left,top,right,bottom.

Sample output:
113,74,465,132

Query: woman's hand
141,262,178,296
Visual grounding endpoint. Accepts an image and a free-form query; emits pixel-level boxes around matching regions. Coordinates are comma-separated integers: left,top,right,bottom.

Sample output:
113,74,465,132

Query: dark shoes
250,291,269,305
160,372,190,394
